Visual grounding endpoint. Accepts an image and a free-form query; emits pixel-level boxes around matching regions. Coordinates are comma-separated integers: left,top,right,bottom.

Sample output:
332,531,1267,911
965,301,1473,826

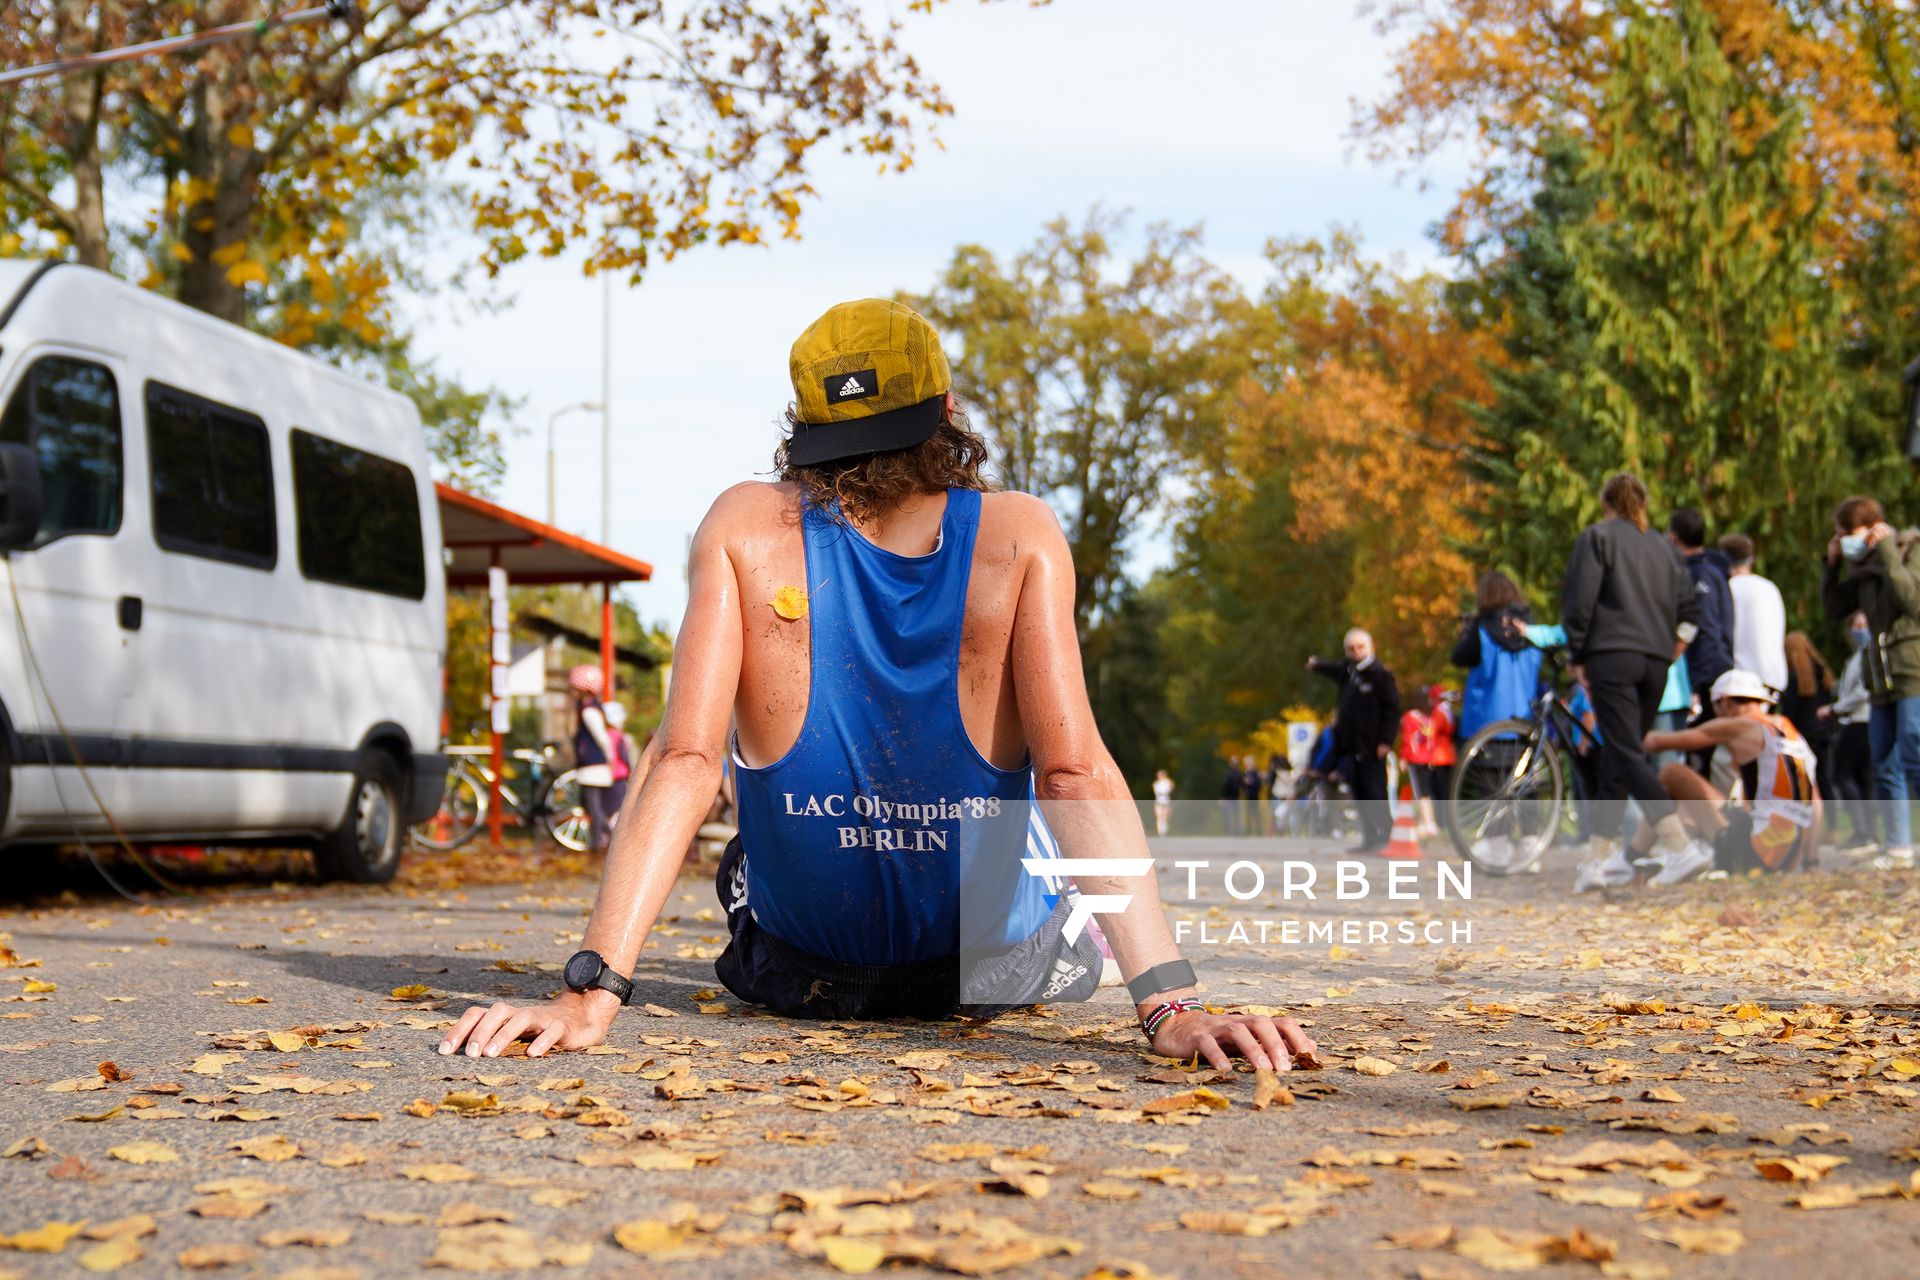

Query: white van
0,261,447,881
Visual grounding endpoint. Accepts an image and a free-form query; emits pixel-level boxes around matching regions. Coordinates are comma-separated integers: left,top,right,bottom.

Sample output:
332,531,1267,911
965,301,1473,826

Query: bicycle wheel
1448,719,1565,875
540,769,595,852
410,763,487,851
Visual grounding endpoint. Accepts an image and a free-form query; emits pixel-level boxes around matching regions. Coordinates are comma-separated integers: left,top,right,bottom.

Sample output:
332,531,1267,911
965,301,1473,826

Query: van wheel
316,753,404,884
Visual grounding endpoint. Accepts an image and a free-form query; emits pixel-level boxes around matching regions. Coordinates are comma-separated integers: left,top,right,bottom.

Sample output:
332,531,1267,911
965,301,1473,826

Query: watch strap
1127,958,1197,1005
591,965,633,1006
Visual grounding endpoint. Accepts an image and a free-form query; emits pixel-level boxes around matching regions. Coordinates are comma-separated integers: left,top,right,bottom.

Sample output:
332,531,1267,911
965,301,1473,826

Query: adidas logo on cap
839,375,866,397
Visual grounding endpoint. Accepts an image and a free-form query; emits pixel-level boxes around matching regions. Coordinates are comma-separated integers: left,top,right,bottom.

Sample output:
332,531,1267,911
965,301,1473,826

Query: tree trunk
175,78,261,325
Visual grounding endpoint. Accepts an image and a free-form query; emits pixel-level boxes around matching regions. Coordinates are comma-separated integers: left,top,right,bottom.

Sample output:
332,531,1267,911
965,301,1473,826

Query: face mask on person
1841,533,1871,561
1851,627,1872,650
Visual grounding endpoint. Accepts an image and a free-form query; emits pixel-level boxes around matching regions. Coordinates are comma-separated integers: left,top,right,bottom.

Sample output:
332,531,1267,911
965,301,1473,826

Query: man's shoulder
978,490,1067,563
980,489,1060,531
701,481,800,532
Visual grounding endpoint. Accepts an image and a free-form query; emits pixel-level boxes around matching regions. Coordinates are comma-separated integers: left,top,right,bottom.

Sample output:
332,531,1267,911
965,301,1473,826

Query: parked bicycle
1446,646,1590,874
410,742,594,852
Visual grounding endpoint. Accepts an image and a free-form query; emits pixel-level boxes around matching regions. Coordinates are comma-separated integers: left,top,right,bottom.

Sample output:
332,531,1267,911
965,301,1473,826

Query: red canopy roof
436,483,653,588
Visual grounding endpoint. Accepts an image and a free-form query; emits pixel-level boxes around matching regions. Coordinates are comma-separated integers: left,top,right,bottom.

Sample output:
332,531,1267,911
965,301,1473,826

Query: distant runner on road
440,299,1315,1072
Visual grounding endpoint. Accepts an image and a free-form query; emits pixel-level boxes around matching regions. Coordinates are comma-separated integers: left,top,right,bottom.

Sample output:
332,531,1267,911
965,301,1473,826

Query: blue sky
405,0,1466,628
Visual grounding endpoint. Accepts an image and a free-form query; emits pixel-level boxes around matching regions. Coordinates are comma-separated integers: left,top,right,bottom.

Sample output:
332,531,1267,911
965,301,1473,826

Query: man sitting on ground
439,299,1315,1074
1628,669,1821,885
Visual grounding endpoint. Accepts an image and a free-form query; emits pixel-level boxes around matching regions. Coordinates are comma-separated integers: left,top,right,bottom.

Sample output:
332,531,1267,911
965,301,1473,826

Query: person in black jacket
1562,474,1700,891
1665,508,1734,701
1307,629,1401,854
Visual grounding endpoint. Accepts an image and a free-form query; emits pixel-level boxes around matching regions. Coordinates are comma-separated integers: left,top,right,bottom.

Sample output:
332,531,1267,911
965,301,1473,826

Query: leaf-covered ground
0,839,1915,1278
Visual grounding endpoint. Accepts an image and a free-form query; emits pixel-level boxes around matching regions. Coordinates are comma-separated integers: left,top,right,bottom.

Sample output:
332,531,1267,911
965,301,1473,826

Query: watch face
564,951,601,992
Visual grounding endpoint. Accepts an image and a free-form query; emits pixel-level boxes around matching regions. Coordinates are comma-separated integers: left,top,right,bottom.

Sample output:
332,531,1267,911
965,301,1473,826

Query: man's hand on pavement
1151,1008,1318,1073
438,991,617,1058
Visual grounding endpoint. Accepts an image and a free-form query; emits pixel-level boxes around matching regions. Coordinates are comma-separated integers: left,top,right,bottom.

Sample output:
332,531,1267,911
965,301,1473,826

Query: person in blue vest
438,299,1316,1075
1451,570,1544,741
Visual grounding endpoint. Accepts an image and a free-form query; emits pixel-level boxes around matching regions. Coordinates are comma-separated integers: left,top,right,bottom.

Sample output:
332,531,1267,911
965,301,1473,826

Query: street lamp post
546,400,602,527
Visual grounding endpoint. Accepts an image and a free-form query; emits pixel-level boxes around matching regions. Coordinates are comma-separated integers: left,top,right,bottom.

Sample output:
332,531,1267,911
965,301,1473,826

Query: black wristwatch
1127,958,1198,1005
563,950,633,1005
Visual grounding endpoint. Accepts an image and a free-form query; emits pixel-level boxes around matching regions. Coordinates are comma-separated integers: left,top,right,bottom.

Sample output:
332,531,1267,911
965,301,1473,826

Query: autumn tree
0,1,983,334
911,212,1245,637
1244,235,1494,671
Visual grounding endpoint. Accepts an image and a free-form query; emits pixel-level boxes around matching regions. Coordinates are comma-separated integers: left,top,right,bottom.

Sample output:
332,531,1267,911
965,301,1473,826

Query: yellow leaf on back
389,984,433,1000
772,586,809,620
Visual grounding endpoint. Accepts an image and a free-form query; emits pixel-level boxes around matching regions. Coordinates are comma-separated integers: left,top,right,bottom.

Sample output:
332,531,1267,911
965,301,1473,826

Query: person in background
1827,611,1877,852
1648,655,1693,769
1634,670,1820,883
1238,755,1264,838
602,701,639,828
1564,474,1700,892
1451,570,1542,741
1217,760,1245,836
1264,754,1291,836
1822,495,1920,870
1721,533,1788,694
1425,686,1457,837
1308,630,1401,855
1151,769,1175,838
1776,632,1835,815
1666,509,1734,705
567,664,619,851
1399,696,1436,838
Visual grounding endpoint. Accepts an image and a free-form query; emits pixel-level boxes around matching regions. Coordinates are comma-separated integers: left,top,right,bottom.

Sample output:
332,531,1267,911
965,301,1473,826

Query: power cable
0,4,356,90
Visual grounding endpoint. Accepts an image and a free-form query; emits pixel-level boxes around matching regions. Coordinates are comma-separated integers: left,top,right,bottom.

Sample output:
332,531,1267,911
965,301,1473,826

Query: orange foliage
1360,0,1920,271
1234,238,1498,673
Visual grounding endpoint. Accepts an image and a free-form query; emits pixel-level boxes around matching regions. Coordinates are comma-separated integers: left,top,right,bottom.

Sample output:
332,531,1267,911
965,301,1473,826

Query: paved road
0,837,1915,1277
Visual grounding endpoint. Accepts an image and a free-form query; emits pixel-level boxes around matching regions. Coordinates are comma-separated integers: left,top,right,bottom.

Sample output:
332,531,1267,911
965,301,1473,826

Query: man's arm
1643,716,1760,759
1878,535,1920,619
1821,556,1860,622
1006,495,1316,1072
441,490,748,1058
1376,667,1400,756
1306,657,1346,684
1559,529,1601,660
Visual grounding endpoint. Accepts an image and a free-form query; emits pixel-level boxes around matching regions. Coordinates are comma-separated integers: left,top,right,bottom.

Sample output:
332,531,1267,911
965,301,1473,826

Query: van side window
0,357,122,544
146,383,275,569
291,429,426,599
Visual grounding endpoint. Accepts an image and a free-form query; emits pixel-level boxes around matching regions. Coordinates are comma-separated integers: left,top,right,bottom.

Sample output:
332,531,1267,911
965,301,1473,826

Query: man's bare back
718,480,1041,774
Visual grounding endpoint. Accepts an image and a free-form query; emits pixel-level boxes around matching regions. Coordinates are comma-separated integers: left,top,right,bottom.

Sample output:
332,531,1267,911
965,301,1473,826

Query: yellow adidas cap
786,299,951,466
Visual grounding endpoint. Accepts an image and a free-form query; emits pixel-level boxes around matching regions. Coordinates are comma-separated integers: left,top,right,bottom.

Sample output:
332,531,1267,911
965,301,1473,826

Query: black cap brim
786,394,945,467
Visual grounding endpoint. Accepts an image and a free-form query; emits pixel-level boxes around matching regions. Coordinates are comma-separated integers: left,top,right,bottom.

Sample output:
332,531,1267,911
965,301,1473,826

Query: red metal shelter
436,483,653,846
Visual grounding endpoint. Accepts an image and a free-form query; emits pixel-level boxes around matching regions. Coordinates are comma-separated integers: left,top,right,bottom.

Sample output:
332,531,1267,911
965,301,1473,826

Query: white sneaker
1650,840,1714,886
1871,847,1915,871
1575,854,1636,892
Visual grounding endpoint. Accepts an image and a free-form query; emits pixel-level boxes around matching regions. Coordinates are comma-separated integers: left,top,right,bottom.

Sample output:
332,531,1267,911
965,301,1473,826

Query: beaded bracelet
1140,996,1204,1041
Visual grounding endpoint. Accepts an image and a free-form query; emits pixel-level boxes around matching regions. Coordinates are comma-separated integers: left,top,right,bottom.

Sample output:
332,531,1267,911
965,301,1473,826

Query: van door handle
118,595,142,631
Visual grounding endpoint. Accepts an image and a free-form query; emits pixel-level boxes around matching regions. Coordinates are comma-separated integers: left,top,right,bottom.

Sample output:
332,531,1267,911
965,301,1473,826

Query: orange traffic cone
1383,785,1423,860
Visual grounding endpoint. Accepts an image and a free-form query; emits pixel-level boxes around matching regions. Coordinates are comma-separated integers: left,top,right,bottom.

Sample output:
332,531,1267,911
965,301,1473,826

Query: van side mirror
0,442,44,551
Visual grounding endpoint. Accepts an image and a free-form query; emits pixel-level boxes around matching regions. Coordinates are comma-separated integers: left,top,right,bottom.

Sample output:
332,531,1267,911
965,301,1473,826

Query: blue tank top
733,488,1052,965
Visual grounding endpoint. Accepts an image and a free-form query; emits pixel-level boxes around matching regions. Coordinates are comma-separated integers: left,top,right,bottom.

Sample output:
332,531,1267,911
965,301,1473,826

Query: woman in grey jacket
1559,474,1701,890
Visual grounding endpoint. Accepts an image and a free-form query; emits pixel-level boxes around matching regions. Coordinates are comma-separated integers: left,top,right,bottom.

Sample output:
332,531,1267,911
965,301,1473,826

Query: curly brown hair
774,398,991,524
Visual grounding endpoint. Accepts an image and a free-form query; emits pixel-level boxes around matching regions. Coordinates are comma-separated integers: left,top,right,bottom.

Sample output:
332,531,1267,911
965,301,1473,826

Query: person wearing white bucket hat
1608,667,1823,886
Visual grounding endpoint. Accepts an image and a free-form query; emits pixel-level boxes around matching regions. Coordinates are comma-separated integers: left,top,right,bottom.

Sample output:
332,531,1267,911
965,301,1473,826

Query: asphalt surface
0,835,1915,1278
